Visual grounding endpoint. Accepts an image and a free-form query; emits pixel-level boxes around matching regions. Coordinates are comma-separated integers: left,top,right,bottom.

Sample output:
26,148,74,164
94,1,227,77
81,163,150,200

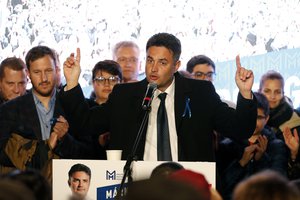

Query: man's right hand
63,48,81,90
52,116,69,140
239,145,257,167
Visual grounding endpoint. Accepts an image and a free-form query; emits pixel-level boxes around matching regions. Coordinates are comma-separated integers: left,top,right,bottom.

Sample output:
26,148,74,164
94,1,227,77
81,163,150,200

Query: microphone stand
116,106,151,199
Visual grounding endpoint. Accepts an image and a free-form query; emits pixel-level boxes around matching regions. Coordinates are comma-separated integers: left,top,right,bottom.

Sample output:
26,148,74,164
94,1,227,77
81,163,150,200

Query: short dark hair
254,92,270,116
124,178,206,200
4,169,51,200
258,70,284,93
150,162,184,179
146,33,181,63
186,55,216,73
25,46,56,70
0,179,36,200
68,163,91,180
0,57,26,80
233,170,300,200
92,60,122,81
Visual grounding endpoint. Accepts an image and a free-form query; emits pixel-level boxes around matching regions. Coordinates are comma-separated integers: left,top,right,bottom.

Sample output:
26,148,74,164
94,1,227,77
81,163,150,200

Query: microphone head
142,83,158,110
148,83,158,90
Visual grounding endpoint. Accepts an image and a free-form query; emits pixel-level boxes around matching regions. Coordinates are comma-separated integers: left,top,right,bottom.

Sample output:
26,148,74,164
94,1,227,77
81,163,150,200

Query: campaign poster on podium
52,160,215,200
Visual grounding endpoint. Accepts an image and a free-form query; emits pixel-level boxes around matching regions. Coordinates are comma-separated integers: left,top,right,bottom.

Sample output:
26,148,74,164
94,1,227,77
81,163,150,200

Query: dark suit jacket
60,72,257,161
0,90,88,169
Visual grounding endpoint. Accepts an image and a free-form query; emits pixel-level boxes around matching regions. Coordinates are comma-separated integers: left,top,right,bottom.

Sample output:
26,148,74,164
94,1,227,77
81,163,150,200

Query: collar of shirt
154,78,175,100
32,89,56,113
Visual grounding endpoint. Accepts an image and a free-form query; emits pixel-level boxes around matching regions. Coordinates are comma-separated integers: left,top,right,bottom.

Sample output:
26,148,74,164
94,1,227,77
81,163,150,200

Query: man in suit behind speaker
0,46,90,179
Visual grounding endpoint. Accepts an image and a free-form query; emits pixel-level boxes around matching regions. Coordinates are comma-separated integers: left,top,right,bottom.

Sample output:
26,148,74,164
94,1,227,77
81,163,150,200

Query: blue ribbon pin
182,97,191,118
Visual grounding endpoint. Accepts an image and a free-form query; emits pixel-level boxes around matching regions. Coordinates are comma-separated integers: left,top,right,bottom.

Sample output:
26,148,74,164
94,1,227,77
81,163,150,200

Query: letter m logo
106,170,116,180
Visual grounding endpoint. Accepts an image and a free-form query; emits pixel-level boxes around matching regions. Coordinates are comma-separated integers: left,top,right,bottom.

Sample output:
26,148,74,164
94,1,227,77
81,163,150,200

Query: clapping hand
254,135,268,161
239,145,257,167
48,116,69,149
283,127,299,160
52,115,69,139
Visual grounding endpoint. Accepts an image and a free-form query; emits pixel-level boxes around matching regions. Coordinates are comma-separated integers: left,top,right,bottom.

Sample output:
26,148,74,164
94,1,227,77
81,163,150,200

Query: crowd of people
1,0,299,72
0,32,300,200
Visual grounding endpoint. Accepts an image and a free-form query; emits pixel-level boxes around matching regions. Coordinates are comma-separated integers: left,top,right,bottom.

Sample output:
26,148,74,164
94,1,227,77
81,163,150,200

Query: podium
52,159,215,200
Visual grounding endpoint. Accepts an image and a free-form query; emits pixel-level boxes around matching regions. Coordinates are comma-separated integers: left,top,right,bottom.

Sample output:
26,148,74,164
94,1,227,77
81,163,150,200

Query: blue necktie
157,93,172,161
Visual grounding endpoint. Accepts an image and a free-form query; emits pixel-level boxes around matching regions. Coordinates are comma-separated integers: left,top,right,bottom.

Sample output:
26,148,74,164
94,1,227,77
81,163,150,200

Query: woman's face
92,71,119,104
260,79,284,109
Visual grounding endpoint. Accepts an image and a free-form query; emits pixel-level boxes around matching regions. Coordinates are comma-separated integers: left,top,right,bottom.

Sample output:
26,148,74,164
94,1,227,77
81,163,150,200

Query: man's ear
175,60,181,72
68,180,71,187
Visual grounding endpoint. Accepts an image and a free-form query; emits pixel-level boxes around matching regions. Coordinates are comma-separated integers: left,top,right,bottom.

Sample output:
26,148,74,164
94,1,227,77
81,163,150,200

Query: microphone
142,83,157,110
118,83,157,197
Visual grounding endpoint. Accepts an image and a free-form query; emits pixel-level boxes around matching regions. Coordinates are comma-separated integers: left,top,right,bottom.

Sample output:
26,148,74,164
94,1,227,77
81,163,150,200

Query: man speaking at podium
60,33,257,162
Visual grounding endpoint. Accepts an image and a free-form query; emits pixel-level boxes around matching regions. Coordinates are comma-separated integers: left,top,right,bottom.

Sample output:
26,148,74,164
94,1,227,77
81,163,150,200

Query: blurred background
0,0,299,105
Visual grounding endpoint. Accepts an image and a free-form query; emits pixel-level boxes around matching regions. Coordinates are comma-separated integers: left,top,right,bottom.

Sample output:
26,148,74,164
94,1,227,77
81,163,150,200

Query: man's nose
151,63,158,72
78,181,82,186
41,72,48,81
13,84,20,93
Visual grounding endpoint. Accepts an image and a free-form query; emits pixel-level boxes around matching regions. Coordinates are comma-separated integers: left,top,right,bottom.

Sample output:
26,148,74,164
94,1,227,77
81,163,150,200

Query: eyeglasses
192,72,216,80
93,76,120,86
117,57,139,63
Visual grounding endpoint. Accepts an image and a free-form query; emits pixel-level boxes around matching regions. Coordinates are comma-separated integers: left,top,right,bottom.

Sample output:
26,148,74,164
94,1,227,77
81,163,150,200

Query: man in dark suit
0,46,88,176
61,33,257,162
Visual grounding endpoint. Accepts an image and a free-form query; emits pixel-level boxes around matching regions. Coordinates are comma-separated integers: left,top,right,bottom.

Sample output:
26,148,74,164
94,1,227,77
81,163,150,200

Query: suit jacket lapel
22,92,43,140
53,92,64,120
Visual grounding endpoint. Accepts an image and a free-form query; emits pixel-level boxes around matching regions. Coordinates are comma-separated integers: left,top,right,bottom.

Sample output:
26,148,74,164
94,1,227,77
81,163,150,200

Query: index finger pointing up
236,55,241,69
76,48,81,63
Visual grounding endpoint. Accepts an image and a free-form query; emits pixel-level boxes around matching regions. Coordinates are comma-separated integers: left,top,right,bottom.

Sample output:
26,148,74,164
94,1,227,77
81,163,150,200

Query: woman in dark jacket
258,70,300,180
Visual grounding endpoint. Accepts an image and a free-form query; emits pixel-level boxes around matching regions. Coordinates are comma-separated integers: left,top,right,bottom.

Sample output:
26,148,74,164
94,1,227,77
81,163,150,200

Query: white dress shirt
143,79,178,161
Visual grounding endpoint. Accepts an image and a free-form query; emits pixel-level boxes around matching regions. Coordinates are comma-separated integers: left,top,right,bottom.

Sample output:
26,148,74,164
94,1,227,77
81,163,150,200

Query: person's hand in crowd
63,48,81,90
235,55,254,99
210,187,223,200
52,115,69,140
98,132,110,147
239,145,257,167
48,131,58,149
254,135,268,161
283,126,299,161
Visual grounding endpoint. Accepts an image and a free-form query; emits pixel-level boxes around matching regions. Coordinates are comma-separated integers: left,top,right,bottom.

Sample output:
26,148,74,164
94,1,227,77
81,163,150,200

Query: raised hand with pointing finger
235,55,254,99
63,48,81,90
